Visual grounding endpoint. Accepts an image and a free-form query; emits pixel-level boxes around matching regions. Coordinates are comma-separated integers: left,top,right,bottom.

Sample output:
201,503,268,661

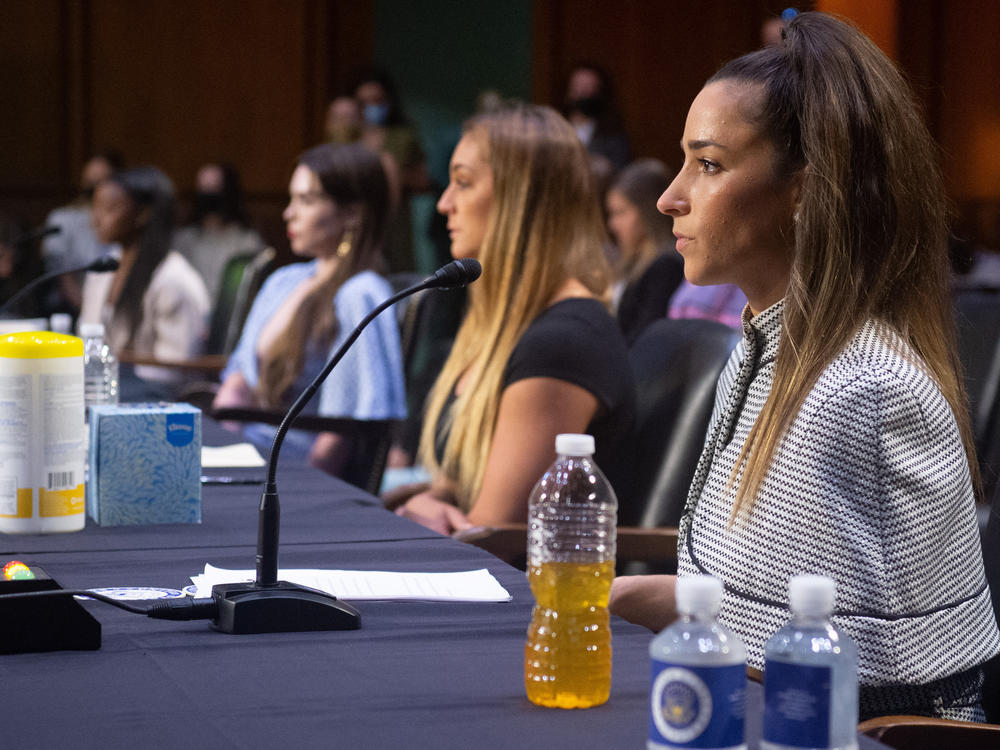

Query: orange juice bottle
524,434,617,708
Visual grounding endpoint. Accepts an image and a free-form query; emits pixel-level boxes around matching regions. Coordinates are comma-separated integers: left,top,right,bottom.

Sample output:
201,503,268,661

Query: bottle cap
79,323,106,338
555,433,595,456
675,575,723,616
49,313,72,334
788,574,836,617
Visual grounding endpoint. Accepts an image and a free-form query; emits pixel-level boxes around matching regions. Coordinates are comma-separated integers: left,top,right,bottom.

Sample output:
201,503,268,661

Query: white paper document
201,443,267,468
190,563,512,602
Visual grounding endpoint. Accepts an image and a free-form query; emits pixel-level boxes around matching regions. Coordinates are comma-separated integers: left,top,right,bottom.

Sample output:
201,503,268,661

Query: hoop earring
336,230,354,258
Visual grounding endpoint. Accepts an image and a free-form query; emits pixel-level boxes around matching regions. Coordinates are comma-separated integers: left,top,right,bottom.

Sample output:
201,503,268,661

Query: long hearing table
1,425,887,749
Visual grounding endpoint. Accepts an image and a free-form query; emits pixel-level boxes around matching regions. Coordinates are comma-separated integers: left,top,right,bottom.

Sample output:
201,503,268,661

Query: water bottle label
763,660,831,748
650,660,745,748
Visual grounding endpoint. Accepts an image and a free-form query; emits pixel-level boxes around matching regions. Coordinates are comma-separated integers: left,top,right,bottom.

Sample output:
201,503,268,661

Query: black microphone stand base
211,581,361,634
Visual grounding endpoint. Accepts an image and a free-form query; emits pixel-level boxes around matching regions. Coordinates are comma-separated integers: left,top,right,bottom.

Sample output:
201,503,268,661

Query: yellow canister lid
0,331,84,358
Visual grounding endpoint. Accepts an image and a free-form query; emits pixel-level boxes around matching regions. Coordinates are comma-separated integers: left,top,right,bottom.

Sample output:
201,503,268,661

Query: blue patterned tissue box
87,403,202,526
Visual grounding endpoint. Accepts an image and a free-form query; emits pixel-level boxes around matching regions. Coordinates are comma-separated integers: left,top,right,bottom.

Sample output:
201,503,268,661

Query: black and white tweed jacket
677,300,1000,717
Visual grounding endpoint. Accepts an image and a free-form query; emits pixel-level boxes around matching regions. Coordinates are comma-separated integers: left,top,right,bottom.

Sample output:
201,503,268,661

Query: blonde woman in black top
395,102,634,535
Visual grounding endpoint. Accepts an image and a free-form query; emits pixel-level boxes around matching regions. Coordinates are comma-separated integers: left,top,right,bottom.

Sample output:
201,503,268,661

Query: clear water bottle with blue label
762,575,858,750
648,575,746,750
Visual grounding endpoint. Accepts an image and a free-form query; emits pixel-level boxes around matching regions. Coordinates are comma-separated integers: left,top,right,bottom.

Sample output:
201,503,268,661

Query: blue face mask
363,103,389,126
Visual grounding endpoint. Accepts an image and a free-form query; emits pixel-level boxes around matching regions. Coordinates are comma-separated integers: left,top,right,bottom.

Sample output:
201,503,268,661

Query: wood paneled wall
532,0,1000,246
531,0,775,174
1,0,997,250
0,0,371,249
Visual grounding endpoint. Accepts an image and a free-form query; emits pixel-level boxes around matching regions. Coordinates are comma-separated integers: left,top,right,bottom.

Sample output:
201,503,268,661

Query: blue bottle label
763,660,831,748
650,660,745,748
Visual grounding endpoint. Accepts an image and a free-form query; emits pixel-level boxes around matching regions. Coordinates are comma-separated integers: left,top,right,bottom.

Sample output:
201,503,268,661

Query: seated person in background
352,67,429,196
351,67,430,273
42,150,123,315
608,12,1000,721
80,166,210,384
605,158,684,345
325,95,403,221
214,143,406,477
562,62,631,173
0,212,44,318
173,162,264,302
394,102,635,535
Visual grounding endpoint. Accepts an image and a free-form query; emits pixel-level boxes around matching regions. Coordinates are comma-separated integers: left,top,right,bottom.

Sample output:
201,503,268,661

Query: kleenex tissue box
87,403,202,526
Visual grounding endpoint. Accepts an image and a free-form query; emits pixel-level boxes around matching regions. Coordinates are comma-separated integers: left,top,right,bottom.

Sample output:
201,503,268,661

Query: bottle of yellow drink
525,433,617,708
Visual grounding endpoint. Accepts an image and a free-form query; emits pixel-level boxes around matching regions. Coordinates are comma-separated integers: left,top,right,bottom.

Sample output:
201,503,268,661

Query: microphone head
13,225,60,247
89,256,120,273
428,258,482,289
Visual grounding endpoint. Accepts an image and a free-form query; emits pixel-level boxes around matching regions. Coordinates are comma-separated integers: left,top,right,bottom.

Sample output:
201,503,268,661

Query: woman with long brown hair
609,11,999,720
605,158,684,344
394,102,635,535
81,166,210,383
214,143,405,476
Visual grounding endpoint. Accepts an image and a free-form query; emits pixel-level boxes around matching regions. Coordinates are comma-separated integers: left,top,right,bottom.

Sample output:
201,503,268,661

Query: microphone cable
0,588,219,621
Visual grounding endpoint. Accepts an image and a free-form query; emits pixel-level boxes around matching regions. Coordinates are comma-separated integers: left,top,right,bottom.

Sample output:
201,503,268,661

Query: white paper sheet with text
191,563,512,602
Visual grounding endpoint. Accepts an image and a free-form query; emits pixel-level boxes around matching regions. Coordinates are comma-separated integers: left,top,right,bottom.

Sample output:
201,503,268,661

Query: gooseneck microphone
11,224,61,247
0,254,120,316
211,257,482,634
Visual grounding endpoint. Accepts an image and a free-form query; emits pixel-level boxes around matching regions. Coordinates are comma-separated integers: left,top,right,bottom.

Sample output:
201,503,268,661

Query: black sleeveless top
435,297,636,497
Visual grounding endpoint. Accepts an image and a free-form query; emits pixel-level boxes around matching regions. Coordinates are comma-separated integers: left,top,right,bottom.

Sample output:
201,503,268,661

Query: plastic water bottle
648,575,747,750
80,322,119,422
762,575,858,750
524,433,617,708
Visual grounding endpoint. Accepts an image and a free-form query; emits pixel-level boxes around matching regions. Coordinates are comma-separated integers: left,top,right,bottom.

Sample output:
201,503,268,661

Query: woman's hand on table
395,491,473,536
608,574,679,632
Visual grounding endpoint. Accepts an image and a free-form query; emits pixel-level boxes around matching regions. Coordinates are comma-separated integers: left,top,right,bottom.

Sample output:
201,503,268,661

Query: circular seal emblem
651,667,713,743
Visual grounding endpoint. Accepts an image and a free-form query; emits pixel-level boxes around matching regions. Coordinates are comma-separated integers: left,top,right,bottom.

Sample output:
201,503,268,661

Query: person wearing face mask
351,67,430,273
608,11,999,721
325,95,404,234
352,68,424,180
562,63,631,173
172,163,264,303
214,143,405,478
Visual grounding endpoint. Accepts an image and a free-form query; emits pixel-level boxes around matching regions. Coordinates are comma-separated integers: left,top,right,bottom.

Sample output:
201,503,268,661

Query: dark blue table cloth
0,425,888,749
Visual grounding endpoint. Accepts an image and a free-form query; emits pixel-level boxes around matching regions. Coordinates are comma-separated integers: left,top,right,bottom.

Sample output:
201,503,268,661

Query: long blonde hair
715,12,979,521
257,143,389,406
418,102,609,509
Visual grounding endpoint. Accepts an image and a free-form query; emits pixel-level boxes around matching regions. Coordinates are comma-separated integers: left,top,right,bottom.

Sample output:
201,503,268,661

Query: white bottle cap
555,433,595,456
675,575,723,616
49,313,72,334
788,574,836,617
79,322,106,338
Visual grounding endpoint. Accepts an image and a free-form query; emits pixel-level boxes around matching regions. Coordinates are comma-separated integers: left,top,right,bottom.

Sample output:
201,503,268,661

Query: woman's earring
336,230,354,258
